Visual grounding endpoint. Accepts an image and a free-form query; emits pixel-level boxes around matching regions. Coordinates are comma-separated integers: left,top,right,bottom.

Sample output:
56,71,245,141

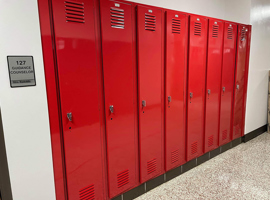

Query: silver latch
223,87,225,92
190,92,193,98
168,96,172,103
208,89,211,95
67,112,72,122
109,105,114,114
142,100,146,107
236,85,239,90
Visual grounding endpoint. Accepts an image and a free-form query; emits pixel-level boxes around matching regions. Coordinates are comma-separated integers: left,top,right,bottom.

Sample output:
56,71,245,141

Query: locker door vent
212,25,219,38
208,135,214,147
191,142,198,155
79,184,94,200
110,7,125,29
147,158,157,174
145,13,156,31
117,170,129,188
65,1,85,23
227,27,233,39
241,28,246,41
171,149,179,164
222,129,228,140
234,124,240,135
194,22,202,36
172,18,181,34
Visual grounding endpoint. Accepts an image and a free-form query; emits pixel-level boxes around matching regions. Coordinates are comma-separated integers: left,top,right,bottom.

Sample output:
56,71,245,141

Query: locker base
111,124,266,200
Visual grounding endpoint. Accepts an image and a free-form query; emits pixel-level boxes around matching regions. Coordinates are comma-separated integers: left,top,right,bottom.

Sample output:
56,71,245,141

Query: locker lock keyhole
111,118,113,120
69,127,71,130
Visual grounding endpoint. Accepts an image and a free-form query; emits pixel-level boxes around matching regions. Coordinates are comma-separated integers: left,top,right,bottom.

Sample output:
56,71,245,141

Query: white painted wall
0,0,56,200
245,0,270,133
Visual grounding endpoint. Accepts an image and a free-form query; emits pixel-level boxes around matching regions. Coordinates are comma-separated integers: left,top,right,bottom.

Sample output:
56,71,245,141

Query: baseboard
243,125,267,143
112,124,267,200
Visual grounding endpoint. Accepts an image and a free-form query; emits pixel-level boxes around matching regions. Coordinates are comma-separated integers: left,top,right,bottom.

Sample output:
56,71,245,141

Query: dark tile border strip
0,109,13,200
243,125,267,143
112,124,267,200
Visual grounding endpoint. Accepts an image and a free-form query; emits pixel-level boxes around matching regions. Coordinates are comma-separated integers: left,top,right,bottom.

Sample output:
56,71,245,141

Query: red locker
50,0,106,199
219,22,237,145
187,15,208,161
204,19,224,153
241,25,252,136
165,10,187,171
137,5,164,182
100,0,138,197
232,25,248,140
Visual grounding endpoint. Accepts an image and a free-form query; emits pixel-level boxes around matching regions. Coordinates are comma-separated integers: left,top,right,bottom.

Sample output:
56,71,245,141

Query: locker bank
3,0,270,199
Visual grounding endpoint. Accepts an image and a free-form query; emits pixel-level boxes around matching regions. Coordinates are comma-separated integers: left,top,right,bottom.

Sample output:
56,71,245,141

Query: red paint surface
100,0,138,197
187,15,208,161
49,0,106,199
204,19,224,153
232,24,248,140
165,10,187,170
137,5,164,183
219,22,237,146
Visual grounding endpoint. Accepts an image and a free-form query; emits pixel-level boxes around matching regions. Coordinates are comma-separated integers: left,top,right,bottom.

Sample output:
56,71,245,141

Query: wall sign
7,56,36,87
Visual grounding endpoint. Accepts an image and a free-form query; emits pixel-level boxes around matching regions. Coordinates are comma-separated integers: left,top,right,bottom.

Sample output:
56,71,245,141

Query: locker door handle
208,89,211,95
190,92,193,98
109,105,114,114
67,112,72,122
223,87,225,92
142,100,146,107
236,85,239,90
168,96,172,103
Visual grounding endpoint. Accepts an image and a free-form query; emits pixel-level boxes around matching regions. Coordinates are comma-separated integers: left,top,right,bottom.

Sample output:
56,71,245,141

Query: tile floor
136,132,270,200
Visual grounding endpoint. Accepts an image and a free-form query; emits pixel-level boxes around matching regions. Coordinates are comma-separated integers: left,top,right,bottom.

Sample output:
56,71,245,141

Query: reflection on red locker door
204,19,224,153
137,5,163,183
187,15,208,161
50,0,105,199
232,25,248,140
100,0,138,198
165,11,187,171
219,22,237,146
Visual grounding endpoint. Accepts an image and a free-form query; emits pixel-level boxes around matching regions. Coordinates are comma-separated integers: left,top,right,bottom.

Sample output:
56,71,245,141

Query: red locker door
137,5,164,183
187,15,208,161
204,19,224,153
232,25,248,140
50,0,105,199
100,0,138,198
165,11,187,171
219,22,237,145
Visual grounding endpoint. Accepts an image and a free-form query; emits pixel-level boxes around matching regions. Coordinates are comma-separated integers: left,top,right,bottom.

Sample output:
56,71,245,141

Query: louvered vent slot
194,22,202,36
171,149,179,164
117,170,129,188
172,18,181,34
208,135,214,147
212,25,219,38
222,129,228,140
145,13,156,31
65,1,85,23
241,28,246,41
111,7,124,29
147,158,157,174
191,142,198,155
79,184,94,200
227,27,233,39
